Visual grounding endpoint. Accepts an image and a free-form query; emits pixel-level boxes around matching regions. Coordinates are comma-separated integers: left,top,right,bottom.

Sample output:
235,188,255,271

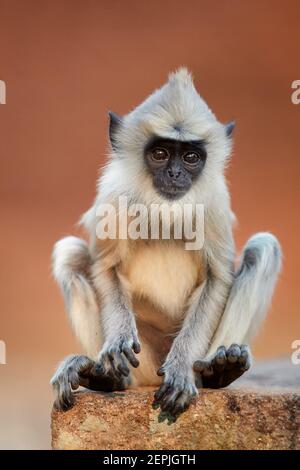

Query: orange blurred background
0,0,299,449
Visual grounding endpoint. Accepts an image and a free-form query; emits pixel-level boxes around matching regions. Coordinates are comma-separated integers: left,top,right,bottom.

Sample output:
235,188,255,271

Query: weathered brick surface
51,359,300,450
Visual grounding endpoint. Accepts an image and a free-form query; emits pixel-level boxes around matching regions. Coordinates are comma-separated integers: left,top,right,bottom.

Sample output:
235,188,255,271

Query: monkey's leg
194,232,281,388
53,236,140,386
52,237,126,410
51,355,127,411
52,236,102,359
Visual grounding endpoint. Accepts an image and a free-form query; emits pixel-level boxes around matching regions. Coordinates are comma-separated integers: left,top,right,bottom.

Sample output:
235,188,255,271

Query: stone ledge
51,359,300,450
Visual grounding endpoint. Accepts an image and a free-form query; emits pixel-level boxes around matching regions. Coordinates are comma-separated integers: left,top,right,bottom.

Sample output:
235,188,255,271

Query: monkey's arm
94,266,141,378
154,274,232,414
154,235,234,417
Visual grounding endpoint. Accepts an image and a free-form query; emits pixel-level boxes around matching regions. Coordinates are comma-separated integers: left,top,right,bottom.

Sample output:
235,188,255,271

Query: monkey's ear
108,111,123,151
225,121,235,138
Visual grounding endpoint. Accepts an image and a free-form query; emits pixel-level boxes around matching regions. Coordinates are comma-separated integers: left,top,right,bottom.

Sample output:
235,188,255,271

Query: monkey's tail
207,232,282,355
52,236,101,358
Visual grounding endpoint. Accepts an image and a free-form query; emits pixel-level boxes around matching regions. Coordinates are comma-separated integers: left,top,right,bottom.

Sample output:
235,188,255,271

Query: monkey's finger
91,362,106,376
215,346,227,365
108,354,123,379
171,392,192,417
202,366,214,377
160,388,182,413
68,369,80,390
212,346,226,371
60,389,74,410
172,400,189,417
239,345,251,370
122,346,139,368
193,360,211,373
226,344,241,364
132,341,141,354
75,357,94,376
166,388,194,417
107,350,115,363
157,367,165,376
117,364,130,377
100,351,122,380
54,376,74,411
114,354,130,377
157,411,169,423
95,351,113,376
78,376,90,388
153,383,170,403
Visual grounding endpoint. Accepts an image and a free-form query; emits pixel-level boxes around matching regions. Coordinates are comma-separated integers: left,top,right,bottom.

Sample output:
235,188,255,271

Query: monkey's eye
150,148,169,161
182,152,200,165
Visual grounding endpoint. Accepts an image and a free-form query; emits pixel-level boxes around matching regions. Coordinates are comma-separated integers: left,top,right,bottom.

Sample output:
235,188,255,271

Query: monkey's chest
122,241,202,319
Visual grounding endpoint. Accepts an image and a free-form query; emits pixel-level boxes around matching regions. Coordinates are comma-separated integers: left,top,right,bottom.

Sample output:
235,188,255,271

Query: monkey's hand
153,360,197,419
193,344,251,389
96,329,141,379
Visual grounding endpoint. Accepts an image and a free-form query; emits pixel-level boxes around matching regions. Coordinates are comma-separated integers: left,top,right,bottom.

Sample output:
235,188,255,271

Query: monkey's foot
193,344,252,389
51,355,126,411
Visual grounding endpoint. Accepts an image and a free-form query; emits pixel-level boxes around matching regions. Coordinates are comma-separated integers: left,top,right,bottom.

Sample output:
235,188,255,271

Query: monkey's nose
167,168,181,179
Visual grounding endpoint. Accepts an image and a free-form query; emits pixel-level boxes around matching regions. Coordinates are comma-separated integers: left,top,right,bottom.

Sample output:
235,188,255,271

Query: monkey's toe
52,377,75,411
238,344,251,371
193,359,214,377
214,346,227,366
226,343,241,363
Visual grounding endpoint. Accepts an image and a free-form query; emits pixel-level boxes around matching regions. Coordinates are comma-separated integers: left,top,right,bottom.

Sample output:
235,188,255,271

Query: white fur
125,241,200,318
82,68,233,237
52,236,101,359
52,69,282,398
207,232,282,355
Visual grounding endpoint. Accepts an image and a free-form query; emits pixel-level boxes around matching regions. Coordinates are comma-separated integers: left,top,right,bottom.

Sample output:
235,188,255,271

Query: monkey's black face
144,137,207,200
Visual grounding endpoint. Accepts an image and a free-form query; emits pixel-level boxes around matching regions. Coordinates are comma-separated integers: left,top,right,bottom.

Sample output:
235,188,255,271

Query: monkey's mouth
158,185,188,200
152,175,191,200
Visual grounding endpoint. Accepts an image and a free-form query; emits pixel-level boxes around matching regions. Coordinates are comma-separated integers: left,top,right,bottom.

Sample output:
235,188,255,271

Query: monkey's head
107,68,234,204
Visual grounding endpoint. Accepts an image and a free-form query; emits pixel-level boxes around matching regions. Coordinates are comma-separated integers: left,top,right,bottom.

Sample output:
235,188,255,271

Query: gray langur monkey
51,69,281,418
